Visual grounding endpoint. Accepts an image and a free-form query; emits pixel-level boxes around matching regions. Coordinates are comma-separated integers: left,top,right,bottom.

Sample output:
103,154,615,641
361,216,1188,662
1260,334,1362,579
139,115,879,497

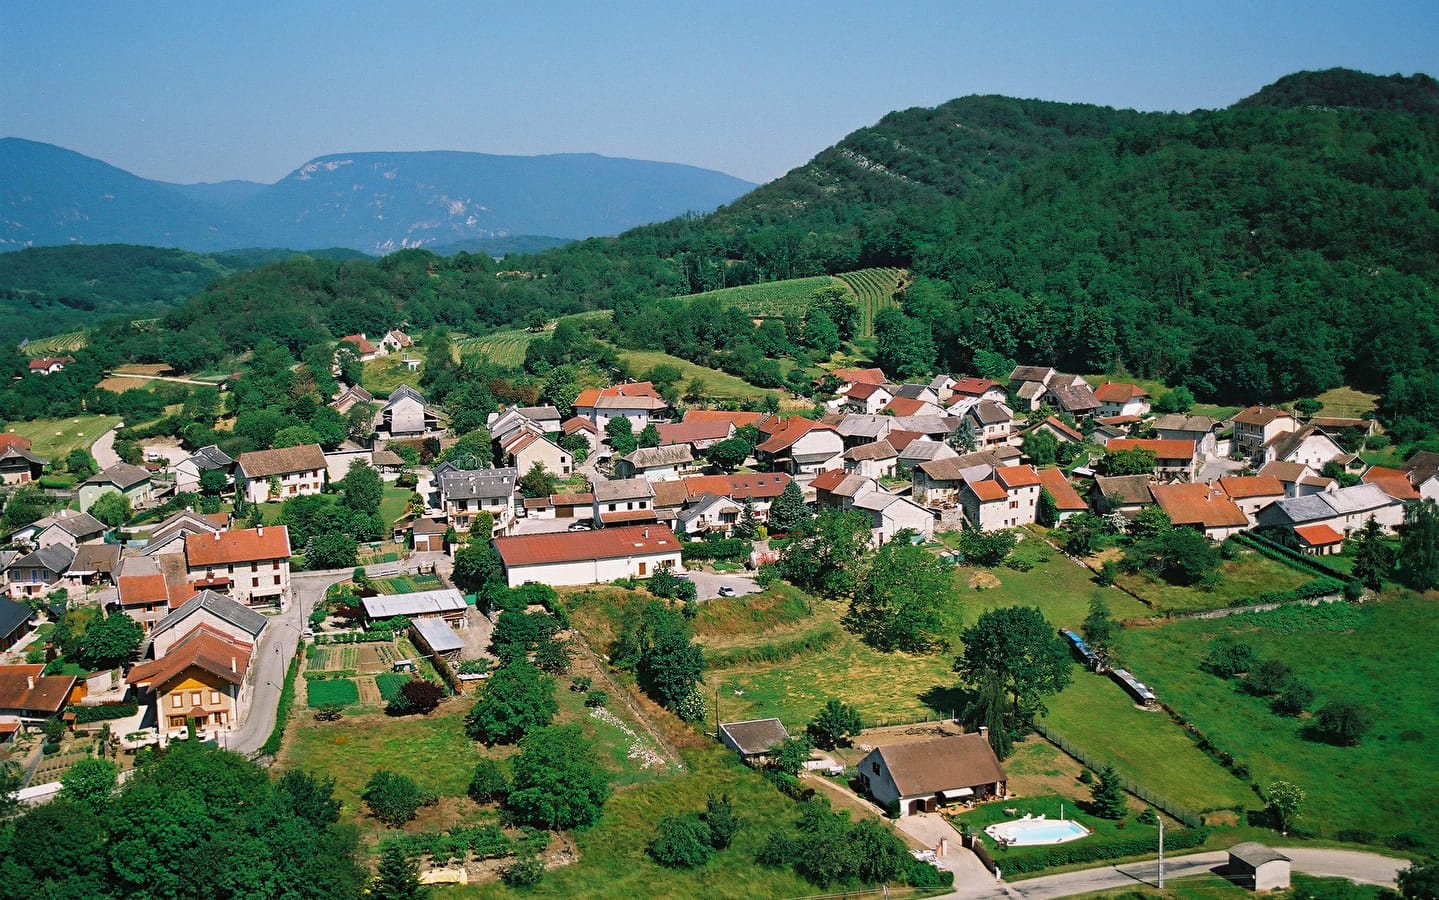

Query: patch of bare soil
968,571,1002,590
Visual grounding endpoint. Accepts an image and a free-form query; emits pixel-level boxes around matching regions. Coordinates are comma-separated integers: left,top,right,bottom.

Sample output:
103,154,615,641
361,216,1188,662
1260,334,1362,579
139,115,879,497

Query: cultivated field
837,267,905,338
616,348,780,402
21,330,87,358
678,275,841,320
458,328,537,368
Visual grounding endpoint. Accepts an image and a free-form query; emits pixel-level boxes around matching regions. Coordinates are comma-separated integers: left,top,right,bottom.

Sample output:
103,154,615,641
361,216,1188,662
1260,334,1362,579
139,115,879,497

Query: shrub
468,758,508,803
680,538,753,562
1203,639,1256,678
1246,659,1292,696
500,855,545,887
1273,678,1315,716
1314,699,1374,745
648,814,714,868
389,678,443,715
995,827,1208,873
584,690,608,708
362,770,432,827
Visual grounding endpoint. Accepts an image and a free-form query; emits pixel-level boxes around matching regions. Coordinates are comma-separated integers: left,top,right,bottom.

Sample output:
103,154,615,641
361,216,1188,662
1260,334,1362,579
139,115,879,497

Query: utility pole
1157,815,1165,889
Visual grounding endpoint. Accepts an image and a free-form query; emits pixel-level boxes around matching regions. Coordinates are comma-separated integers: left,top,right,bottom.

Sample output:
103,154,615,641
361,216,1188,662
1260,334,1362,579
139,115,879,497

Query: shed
362,589,469,627
1227,842,1291,891
411,617,464,663
719,718,790,762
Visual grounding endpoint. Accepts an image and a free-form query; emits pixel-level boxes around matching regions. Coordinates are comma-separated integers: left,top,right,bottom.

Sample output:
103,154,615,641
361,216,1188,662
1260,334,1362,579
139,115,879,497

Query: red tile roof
1031,415,1083,442
598,509,659,524
881,397,929,417
562,416,598,434
682,410,765,428
830,367,888,386
845,382,890,401
967,479,1007,502
1096,414,1141,426
950,377,1003,397
1094,382,1149,403
574,381,663,408
127,626,253,688
341,334,378,354
495,524,680,567
1149,483,1248,529
883,430,926,451
1363,466,1420,501
0,664,77,716
0,434,33,452
185,526,292,567
118,573,170,607
1294,524,1345,546
655,420,732,446
809,469,848,492
994,465,1042,488
1108,438,1195,460
683,472,793,500
755,417,835,454
1036,468,1087,510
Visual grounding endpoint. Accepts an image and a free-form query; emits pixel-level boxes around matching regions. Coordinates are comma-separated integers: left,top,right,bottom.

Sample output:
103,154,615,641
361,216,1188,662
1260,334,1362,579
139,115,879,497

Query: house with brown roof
330,383,375,415
965,400,1016,448
26,356,76,375
1403,451,1439,502
183,525,293,608
117,557,179,631
501,428,573,477
843,439,899,480
573,381,669,429
682,409,766,429
1361,466,1420,503
1261,425,1343,470
830,367,888,388
1093,474,1158,515
79,462,153,513
1094,383,1151,418
754,417,843,478
128,626,253,736
1293,523,1346,556
235,444,327,504
1150,482,1248,540
1022,415,1084,448
655,419,734,452
0,664,81,723
910,450,1014,509
811,469,878,510
0,435,47,485
719,718,790,763
1258,461,1320,498
1044,375,1102,418
1216,476,1287,525
858,731,1007,816
615,444,694,481
1233,407,1299,460
843,381,896,415
592,477,657,526
881,396,943,418
1151,414,1224,457
339,333,381,360
561,416,602,454
493,524,683,587
945,377,1008,415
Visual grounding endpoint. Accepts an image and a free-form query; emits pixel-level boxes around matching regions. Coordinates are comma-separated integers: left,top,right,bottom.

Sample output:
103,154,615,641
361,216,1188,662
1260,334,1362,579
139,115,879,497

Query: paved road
940,847,1410,900
106,371,220,387
684,570,760,600
91,426,120,468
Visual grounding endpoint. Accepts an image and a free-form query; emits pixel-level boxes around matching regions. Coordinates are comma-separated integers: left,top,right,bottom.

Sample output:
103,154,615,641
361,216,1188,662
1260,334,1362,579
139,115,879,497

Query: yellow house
127,625,252,734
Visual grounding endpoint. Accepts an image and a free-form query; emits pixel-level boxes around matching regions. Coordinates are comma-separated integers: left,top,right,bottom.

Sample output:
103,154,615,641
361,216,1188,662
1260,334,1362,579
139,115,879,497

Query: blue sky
2,0,1435,186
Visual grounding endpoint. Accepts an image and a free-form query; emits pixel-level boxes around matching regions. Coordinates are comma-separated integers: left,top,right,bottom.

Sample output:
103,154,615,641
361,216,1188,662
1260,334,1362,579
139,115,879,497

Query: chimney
979,725,988,737
27,675,35,690
256,526,263,536
231,656,237,673
642,527,650,539
213,532,221,541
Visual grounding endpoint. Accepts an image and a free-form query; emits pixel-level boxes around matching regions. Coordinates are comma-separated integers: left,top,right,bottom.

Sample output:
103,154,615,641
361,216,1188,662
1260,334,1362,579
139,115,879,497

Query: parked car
717,585,737,597
567,521,592,532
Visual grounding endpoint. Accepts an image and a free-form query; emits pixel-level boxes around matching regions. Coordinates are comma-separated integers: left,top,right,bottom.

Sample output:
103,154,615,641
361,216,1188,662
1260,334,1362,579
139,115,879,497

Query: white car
717,585,737,597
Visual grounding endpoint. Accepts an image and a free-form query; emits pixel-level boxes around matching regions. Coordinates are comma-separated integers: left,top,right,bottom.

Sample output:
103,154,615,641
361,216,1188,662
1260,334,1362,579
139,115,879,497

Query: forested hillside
36,68,1439,447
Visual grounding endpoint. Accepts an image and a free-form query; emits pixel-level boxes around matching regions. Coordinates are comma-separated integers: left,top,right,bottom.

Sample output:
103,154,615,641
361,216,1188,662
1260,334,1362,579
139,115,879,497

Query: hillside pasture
837,267,905,337
1123,595,1439,842
678,275,842,320
616,348,780,401
457,328,537,368
7,414,121,460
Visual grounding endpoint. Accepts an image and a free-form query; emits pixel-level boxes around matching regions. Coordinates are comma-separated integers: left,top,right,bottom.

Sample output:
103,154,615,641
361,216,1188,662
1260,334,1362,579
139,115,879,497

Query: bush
1364,434,1390,450
1314,699,1374,745
362,770,432,827
680,538,753,562
648,814,714,868
67,703,138,724
1273,678,1315,716
584,690,608,708
468,758,509,803
1246,659,1292,696
500,855,545,888
1203,639,1256,678
398,678,444,714
260,645,302,756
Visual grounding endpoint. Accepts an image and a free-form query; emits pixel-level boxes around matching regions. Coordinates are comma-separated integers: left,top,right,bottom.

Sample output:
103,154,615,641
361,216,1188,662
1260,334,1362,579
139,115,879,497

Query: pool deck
985,816,1090,847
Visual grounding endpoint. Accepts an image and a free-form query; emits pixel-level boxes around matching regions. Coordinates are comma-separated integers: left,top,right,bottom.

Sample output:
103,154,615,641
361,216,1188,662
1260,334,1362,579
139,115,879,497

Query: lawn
1073,874,1392,900
1114,551,1314,613
1310,386,1379,419
373,572,446,594
615,347,781,402
1122,595,1439,843
1040,665,1257,817
435,748,818,900
380,485,414,529
362,355,422,395
950,792,1176,873
305,677,360,707
7,414,121,460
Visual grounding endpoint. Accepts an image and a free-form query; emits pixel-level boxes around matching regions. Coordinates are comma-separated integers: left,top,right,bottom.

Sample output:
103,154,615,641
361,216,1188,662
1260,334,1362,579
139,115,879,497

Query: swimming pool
984,817,1090,846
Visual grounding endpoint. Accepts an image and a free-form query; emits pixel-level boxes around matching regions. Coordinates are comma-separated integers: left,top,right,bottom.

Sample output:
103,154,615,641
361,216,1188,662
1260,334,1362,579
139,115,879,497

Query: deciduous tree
844,538,950,652
954,606,1072,727
505,725,611,831
807,700,863,750
465,662,558,745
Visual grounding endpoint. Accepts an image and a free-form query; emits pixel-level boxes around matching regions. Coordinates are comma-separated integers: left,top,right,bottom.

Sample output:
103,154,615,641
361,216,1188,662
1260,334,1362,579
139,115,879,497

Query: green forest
4,68,1438,442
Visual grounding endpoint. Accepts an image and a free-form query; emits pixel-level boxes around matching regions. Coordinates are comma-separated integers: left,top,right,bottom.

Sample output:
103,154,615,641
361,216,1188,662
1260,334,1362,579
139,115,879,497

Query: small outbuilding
362,589,469,628
1227,842,1291,891
719,718,790,764
411,617,464,664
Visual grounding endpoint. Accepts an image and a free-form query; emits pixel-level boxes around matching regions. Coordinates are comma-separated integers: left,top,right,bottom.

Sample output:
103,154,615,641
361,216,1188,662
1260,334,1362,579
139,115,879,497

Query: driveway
91,426,120,468
897,813,993,885
684,570,760,600
939,847,1410,900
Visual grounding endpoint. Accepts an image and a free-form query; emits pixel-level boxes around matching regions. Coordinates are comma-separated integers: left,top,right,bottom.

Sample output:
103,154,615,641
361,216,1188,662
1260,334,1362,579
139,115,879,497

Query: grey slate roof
439,466,518,501
834,415,892,440
87,462,151,490
0,596,32,640
1229,842,1290,867
893,384,933,400
150,590,268,643
620,444,694,468
385,384,428,407
592,476,655,503
362,588,467,619
967,400,1011,425
1270,483,1395,523
900,441,958,464
27,511,107,539
8,544,76,575
720,718,790,756
186,444,235,470
412,617,464,654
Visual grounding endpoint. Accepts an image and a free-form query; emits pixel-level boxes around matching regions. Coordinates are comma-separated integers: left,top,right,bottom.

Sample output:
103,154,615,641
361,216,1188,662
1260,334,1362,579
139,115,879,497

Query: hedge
1225,576,1348,609
680,538,753,562
68,703,138,723
1232,532,1351,581
260,642,302,756
993,826,1208,873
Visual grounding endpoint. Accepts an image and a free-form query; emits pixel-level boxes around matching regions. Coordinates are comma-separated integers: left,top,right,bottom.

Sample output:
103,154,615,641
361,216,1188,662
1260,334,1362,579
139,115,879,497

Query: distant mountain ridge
0,139,756,254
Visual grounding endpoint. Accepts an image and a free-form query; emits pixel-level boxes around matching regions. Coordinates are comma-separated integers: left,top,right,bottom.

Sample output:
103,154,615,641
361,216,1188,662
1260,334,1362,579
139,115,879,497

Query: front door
638,562,647,576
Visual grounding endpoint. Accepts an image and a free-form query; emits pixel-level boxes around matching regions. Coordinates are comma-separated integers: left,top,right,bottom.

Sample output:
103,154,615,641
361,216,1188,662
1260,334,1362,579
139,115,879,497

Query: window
272,561,280,570
251,562,258,572
252,578,259,588
274,576,281,585
191,692,202,706
172,694,183,709
609,503,617,512
871,762,880,775
1009,501,1018,509
210,691,221,704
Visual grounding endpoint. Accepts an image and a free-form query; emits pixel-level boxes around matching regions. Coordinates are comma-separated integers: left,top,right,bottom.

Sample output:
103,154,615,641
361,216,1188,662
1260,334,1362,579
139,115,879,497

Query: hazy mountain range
0,138,756,254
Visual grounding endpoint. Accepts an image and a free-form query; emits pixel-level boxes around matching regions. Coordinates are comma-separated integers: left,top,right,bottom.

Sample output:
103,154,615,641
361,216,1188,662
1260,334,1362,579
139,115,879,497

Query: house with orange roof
1362,466,1420,502
493,524,683,587
960,464,1043,531
1150,482,1248,540
753,417,843,478
1036,468,1088,523
183,526,293,608
1022,415,1084,447
1215,476,1288,524
1292,523,1346,555
0,434,47,485
946,376,1007,409
1233,406,1299,460
26,356,76,375
679,472,793,521
1094,383,1151,418
1107,438,1197,478
339,333,381,361
829,367,889,388
881,396,943,418
573,381,669,429
116,558,174,632
655,419,735,451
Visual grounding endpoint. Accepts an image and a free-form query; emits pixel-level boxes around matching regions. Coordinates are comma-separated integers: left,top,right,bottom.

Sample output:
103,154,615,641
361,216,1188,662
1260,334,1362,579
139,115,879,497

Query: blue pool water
985,818,1089,846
